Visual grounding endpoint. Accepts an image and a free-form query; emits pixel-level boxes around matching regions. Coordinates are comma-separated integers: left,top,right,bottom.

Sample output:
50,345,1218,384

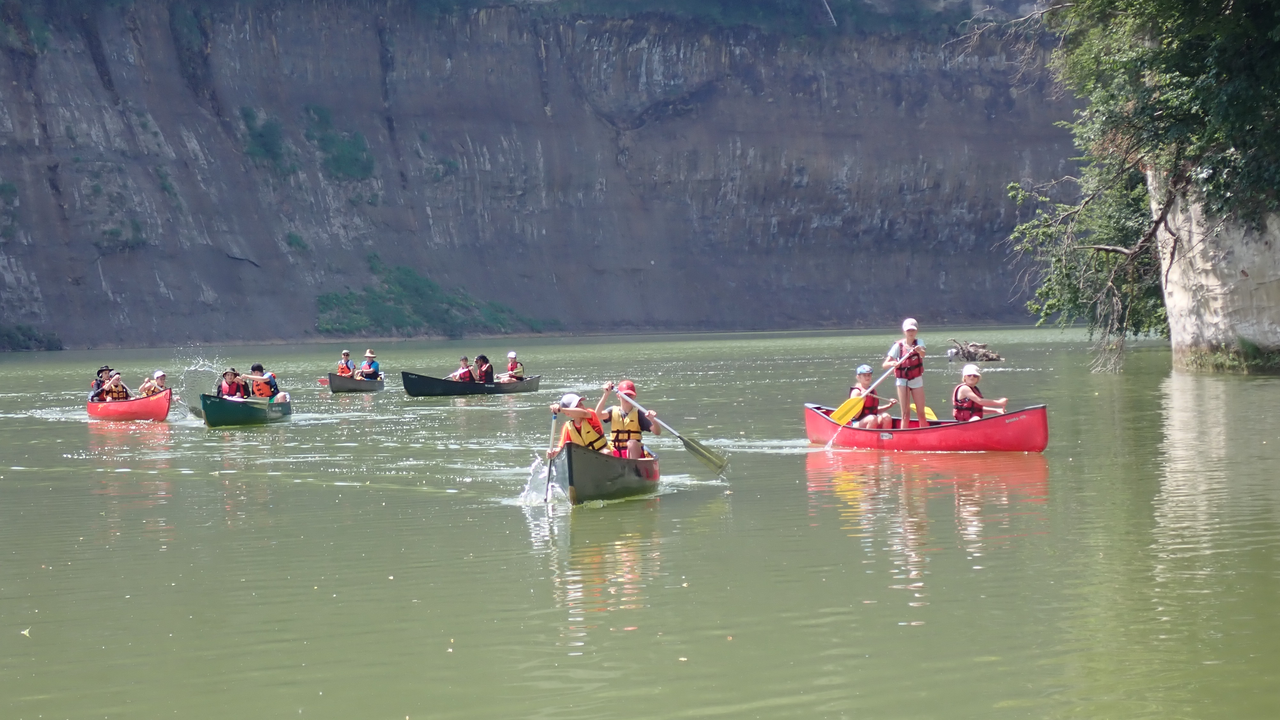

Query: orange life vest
563,415,607,451
893,340,924,381
952,383,984,421
251,373,277,398
336,360,354,377
139,382,164,397
102,384,130,401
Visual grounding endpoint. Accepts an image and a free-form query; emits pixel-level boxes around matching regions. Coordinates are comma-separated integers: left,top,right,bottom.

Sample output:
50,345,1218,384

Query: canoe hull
549,442,660,504
327,373,385,393
87,388,172,422
200,394,292,428
401,372,540,397
804,403,1049,453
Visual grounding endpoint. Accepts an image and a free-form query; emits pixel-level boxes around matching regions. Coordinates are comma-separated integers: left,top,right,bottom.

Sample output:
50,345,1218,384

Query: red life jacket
507,359,519,373
849,388,879,420
220,380,246,398
476,364,494,383
952,383,984,421
893,340,924,380
456,368,474,383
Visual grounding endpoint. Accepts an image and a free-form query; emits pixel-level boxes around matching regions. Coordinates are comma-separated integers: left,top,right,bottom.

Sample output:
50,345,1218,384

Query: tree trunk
1152,177,1280,371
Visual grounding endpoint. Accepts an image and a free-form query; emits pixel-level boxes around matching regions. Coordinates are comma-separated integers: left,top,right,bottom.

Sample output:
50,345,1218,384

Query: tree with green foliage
990,1,1280,370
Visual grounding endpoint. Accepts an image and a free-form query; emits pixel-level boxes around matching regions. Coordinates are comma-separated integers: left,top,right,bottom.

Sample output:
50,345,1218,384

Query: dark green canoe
199,394,292,428
548,442,660,504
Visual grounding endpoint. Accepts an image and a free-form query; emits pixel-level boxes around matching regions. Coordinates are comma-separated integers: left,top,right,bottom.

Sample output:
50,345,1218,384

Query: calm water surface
1,330,1278,719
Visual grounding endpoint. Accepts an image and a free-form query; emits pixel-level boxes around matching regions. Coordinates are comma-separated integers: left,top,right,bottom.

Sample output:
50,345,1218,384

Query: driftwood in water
947,339,1003,362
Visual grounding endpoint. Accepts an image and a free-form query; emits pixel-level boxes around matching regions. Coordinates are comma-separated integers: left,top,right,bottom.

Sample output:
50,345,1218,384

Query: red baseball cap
617,380,637,397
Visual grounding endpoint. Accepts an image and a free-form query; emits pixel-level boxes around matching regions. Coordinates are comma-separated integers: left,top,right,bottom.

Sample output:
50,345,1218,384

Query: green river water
2,329,1278,719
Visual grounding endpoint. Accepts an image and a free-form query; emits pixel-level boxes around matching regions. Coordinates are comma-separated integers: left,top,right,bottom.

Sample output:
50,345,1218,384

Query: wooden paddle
617,392,728,475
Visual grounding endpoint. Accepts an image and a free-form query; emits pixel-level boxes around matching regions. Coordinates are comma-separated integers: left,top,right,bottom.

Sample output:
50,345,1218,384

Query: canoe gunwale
327,373,385,393
549,442,660,504
199,393,292,428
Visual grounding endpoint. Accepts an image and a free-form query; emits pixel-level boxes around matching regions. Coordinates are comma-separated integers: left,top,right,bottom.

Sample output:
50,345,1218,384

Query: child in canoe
849,364,896,429
952,364,1007,421
884,318,927,428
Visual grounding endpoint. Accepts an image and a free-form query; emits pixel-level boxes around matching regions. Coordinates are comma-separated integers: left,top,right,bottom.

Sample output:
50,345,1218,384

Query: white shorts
894,377,924,389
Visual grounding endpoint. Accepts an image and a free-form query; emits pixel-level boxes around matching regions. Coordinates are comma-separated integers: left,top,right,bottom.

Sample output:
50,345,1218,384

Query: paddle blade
909,403,938,422
678,435,729,475
317,377,329,386
829,395,865,426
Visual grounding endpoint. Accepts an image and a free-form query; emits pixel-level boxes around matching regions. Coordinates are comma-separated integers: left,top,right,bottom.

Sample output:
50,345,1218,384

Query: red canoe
804,402,1048,453
87,388,172,422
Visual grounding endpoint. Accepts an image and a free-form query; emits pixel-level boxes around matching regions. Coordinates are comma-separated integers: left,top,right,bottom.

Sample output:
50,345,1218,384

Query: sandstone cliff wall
0,1,1075,348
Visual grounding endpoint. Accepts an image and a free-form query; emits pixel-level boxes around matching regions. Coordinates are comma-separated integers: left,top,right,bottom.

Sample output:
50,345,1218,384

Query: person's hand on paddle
993,397,1009,414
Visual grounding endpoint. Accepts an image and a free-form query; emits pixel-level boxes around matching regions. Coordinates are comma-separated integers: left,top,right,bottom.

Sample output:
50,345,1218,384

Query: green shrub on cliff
0,324,62,352
240,107,293,175
305,105,375,182
317,255,550,338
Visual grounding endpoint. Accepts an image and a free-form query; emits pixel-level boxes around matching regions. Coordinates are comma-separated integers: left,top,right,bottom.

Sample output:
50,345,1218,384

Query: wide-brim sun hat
364,350,376,358
902,318,918,331
341,350,350,355
962,363,982,377
559,393,583,408
856,364,873,374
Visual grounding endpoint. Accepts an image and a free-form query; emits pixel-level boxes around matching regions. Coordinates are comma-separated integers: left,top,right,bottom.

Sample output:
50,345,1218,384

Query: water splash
516,457,568,506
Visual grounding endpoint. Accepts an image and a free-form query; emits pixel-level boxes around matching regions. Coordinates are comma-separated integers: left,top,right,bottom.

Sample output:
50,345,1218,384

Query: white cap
153,370,166,378
507,351,517,358
962,363,982,377
559,393,583,408
902,318,918,331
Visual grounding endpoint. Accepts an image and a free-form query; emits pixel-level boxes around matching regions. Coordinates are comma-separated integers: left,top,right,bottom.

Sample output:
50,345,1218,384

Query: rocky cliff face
1153,184,1280,368
0,1,1074,348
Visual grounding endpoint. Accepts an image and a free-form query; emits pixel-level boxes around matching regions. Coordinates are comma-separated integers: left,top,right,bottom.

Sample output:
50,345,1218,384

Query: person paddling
336,350,355,378
216,368,248,398
596,380,661,458
952,364,1007,421
90,365,113,396
355,349,381,381
240,363,290,402
498,351,525,383
448,356,475,382
92,371,131,402
548,393,608,456
885,318,928,429
474,355,495,383
849,364,896,429
138,370,168,397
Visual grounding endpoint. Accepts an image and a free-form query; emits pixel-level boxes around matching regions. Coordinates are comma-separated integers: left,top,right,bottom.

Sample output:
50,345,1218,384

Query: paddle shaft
544,415,558,503
615,391,728,473
825,349,917,448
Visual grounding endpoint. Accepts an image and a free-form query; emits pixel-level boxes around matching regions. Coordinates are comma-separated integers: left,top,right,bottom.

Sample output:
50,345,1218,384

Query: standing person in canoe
952,364,1007,421
89,365,113,396
216,368,248,398
884,318,928,429
849,364,897,429
498,351,525,383
548,393,608,456
137,370,168,397
354,350,382,381
595,380,661,458
447,356,475,382
240,363,291,403
473,355,495,383
335,350,356,378
91,371,132,401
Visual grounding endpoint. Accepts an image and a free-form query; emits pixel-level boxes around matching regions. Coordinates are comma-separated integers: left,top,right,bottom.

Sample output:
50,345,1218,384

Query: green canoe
199,394,292,428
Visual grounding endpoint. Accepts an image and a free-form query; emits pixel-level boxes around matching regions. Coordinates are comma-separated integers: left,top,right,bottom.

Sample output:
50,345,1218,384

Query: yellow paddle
910,403,938,422
829,350,917,427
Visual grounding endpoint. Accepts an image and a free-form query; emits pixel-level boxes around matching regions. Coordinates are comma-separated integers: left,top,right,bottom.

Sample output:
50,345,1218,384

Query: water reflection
805,450,1049,599
525,501,664,654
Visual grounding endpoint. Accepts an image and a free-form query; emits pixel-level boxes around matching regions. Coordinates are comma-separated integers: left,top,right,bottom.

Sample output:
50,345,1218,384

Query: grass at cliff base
316,256,554,340
0,324,62,352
